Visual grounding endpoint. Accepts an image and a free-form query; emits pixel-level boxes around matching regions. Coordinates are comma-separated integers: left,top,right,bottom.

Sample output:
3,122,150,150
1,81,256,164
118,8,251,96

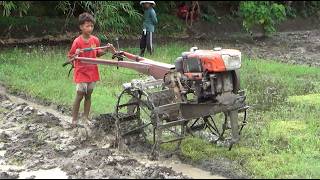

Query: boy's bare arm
96,43,117,57
97,49,106,57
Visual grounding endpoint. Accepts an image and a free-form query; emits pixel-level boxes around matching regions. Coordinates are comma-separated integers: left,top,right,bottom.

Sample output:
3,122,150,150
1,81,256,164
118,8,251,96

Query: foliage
55,1,73,15
0,1,30,17
154,1,176,14
56,1,142,36
82,1,141,35
157,14,185,37
0,16,78,38
4,1,320,38
285,4,297,18
305,1,320,17
201,5,217,22
238,1,286,36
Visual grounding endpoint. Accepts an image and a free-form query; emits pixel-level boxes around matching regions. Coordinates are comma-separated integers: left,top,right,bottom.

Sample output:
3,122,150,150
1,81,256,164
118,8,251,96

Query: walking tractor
63,44,249,160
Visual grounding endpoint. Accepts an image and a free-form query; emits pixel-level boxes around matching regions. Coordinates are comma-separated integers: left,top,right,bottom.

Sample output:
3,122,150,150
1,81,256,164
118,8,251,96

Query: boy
139,1,157,57
68,12,106,128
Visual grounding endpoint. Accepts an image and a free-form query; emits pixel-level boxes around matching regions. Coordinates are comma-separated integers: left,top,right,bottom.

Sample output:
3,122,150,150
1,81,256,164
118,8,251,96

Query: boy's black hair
79,12,96,25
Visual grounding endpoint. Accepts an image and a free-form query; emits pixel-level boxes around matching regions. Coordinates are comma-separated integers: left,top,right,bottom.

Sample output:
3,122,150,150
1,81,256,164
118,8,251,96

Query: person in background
139,1,157,57
177,2,189,20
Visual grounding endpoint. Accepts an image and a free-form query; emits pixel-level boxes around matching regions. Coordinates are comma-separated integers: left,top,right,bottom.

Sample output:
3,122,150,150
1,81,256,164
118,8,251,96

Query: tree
56,1,141,36
239,1,286,37
0,1,30,17
186,1,200,27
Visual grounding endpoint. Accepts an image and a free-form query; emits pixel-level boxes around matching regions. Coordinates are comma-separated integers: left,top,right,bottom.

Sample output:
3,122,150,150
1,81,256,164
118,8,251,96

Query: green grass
1,43,320,178
288,93,320,106
178,58,320,178
0,44,190,114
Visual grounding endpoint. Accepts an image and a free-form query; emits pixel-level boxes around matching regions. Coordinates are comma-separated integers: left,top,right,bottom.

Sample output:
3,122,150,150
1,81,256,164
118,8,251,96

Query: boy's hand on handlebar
98,48,106,57
75,48,84,55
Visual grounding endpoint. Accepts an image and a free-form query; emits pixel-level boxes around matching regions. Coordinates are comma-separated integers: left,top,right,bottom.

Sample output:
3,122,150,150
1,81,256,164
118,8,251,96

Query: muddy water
0,165,24,171
0,150,5,156
136,157,226,179
130,153,226,179
168,163,226,179
18,168,68,179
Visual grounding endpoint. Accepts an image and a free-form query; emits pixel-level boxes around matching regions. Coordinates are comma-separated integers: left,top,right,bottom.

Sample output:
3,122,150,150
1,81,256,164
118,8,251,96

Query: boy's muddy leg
84,89,93,120
81,89,93,138
72,91,85,128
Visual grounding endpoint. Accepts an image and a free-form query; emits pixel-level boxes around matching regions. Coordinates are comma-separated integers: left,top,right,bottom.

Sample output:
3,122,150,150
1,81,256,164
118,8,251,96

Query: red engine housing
187,50,226,72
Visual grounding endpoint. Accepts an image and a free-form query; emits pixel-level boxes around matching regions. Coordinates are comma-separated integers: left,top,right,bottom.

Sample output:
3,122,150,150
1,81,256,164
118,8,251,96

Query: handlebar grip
62,61,70,67
83,48,93,52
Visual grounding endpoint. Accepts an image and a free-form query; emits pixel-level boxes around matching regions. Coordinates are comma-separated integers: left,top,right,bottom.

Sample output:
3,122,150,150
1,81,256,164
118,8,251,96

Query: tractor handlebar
62,43,116,67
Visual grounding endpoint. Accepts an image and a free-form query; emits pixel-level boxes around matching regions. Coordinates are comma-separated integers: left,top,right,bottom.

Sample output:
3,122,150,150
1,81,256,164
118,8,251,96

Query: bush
157,14,185,36
0,16,78,38
79,1,142,36
305,1,320,17
239,1,286,36
0,1,30,17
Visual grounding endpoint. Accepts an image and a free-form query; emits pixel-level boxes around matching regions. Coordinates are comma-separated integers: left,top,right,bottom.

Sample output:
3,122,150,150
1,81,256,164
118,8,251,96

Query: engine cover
175,48,242,73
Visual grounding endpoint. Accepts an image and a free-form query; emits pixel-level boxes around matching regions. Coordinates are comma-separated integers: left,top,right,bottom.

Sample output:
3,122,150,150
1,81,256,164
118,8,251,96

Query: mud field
185,29,320,68
0,85,238,179
0,90,187,179
234,30,320,67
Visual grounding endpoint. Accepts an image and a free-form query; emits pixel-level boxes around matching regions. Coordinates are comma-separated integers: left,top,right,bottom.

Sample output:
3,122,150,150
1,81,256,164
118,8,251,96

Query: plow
63,44,249,160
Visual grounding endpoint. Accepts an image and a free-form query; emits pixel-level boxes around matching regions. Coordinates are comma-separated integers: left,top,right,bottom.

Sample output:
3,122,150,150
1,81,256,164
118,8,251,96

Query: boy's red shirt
68,35,100,83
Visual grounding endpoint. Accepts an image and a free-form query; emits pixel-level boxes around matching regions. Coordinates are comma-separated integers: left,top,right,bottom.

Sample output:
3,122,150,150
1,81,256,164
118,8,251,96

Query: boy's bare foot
71,120,79,129
84,117,95,129
82,117,95,139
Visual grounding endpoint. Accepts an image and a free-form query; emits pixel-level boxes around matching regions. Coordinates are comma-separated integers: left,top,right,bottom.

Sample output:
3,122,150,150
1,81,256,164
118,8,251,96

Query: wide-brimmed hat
140,1,156,6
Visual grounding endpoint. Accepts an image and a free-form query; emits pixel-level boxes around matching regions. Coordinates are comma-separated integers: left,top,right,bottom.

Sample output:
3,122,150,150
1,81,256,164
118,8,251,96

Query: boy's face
80,21,94,35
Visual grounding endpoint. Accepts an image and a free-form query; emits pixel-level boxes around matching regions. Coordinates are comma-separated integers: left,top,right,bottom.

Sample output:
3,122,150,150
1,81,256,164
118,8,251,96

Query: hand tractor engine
175,47,241,104
64,44,249,160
